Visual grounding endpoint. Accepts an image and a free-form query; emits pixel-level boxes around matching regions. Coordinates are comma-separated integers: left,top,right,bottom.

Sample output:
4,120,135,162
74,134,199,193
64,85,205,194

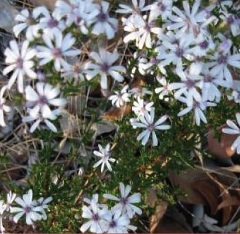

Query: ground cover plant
0,0,240,232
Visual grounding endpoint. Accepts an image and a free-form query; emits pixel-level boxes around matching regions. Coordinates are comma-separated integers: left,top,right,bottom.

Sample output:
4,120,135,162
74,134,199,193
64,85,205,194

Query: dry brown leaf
153,207,193,233
149,201,168,233
207,126,237,158
29,0,62,9
217,195,240,210
102,105,132,121
192,179,220,215
169,170,208,205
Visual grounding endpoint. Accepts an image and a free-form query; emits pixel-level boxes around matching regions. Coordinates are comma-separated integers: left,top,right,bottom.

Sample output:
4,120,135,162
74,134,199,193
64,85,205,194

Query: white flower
37,30,80,71
3,40,37,93
108,85,130,108
222,113,240,154
91,1,118,39
104,182,142,219
169,65,202,106
116,0,151,15
35,6,66,38
207,38,240,87
131,108,171,146
36,196,52,220
6,191,16,212
80,195,109,233
0,200,7,233
132,97,154,117
85,49,126,89
155,76,171,100
0,86,11,127
105,209,136,233
149,0,173,21
13,9,40,40
10,189,43,225
22,107,61,133
177,97,216,126
93,144,115,172
167,0,211,39
25,82,66,120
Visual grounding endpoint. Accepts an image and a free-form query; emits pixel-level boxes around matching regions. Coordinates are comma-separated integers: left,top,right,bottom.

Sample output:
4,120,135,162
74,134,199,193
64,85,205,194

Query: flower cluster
80,183,141,233
0,190,51,232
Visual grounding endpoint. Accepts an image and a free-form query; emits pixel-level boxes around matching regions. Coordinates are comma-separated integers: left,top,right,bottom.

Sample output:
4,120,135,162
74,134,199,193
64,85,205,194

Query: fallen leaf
192,179,220,215
153,207,192,233
169,169,208,205
102,104,131,121
207,126,237,158
149,200,168,233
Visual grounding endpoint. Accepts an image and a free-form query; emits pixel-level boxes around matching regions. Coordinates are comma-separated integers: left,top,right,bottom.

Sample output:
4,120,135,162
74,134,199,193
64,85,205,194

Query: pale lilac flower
189,34,215,57
6,191,16,212
158,35,193,69
130,108,170,146
10,189,43,225
0,86,11,127
116,0,151,15
91,1,118,39
85,49,126,89
167,0,211,39
222,113,240,154
35,6,66,38
22,107,61,133
129,86,152,99
0,201,6,233
3,40,37,93
108,85,130,108
169,65,202,106
105,209,136,233
54,0,99,33
136,13,162,49
155,76,171,100
93,144,115,172
37,30,80,71
80,195,109,233
13,9,40,40
228,81,240,103
25,82,66,120
132,97,154,117
220,7,240,36
36,196,52,220
104,182,142,219
62,62,85,83
149,0,173,21
200,66,223,102
207,39,240,87
122,15,144,45
177,97,216,126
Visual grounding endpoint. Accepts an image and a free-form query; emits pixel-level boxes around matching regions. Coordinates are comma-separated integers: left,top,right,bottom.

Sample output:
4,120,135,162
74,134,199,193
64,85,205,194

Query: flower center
101,63,110,73
199,40,209,49
227,15,234,24
175,48,184,57
217,54,228,65
98,12,107,22
16,58,24,69
204,75,213,83
92,213,99,221
24,205,31,214
185,79,195,89
120,197,128,205
52,48,62,58
47,18,58,28
38,95,48,105
109,220,117,228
